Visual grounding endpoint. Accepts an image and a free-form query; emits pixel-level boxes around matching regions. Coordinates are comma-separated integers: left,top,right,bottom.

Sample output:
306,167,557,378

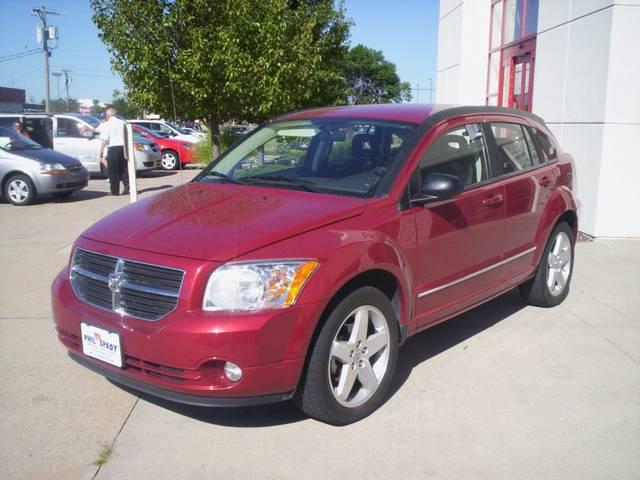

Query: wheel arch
1,170,37,196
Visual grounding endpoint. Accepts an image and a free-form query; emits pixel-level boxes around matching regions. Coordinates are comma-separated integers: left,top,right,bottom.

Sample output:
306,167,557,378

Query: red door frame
503,38,536,111
486,0,537,111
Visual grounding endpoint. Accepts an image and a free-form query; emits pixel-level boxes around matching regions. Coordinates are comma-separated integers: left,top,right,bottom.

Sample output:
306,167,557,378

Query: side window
56,118,82,138
158,124,174,135
522,127,541,165
532,128,558,162
490,123,534,174
419,124,489,187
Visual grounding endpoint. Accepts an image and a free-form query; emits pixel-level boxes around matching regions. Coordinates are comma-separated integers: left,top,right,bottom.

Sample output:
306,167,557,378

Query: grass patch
92,443,114,466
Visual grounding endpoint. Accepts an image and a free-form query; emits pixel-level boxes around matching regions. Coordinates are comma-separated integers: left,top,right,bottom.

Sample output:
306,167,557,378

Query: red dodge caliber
52,105,578,425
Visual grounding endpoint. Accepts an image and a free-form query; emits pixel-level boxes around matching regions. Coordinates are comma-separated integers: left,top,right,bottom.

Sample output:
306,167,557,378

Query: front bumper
69,352,294,407
134,150,161,170
36,170,89,194
51,245,324,404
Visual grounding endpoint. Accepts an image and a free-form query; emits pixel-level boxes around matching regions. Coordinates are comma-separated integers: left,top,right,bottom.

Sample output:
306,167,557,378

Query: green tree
110,89,142,118
91,0,351,159
343,44,412,104
42,98,80,113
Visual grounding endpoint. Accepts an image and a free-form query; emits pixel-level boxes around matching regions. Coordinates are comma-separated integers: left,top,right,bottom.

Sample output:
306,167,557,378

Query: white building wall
436,1,489,105
534,0,640,237
436,0,640,237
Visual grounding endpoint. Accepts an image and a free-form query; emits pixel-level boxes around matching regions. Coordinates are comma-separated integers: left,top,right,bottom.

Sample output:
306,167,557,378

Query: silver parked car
0,127,88,206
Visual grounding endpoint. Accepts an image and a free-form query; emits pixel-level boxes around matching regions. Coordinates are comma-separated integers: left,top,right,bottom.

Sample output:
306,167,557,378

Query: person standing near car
98,108,129,195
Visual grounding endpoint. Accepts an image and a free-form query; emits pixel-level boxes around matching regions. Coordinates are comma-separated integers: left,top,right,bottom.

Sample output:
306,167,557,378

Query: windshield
133,124,158,138
198,119,416,198
167,122,189,135
0,127,44,151
75,115,101,127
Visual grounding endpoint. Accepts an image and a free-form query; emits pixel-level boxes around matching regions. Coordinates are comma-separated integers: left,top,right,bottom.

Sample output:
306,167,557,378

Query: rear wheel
4,174,36,206
520,222,574,307
161,150,178,170
294,287,399,425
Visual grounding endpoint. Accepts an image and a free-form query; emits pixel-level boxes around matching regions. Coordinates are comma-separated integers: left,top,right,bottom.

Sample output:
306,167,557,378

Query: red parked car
131,124,194,170
52,105,578,425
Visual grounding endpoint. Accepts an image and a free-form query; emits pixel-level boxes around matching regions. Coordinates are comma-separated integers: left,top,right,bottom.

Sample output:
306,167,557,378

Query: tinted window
522,127,541,164
57,118,83,138
532,128,558,162
490,123,534,174
420,124,489,187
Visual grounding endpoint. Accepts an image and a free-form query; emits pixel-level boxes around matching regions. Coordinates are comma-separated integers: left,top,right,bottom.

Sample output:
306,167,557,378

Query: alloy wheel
328,305,391,408
161,152,177,170
8,179,29,204
546,231,572,296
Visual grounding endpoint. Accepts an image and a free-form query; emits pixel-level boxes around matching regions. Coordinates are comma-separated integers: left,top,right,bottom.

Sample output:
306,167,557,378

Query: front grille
56,181,87,189
67,164,84,172
70,248,184,321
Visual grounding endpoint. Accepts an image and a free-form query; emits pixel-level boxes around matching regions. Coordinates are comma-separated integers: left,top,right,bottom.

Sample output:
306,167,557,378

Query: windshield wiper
203,171,242,184
238,175,323,193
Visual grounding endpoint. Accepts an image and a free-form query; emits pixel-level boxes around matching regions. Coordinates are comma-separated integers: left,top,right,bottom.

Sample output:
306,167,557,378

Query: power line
0,49,41,63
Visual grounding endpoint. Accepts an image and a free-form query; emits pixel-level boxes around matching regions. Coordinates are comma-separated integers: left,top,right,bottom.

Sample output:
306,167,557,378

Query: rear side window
532,128,558,162
490,123,534,174
420,124,489,187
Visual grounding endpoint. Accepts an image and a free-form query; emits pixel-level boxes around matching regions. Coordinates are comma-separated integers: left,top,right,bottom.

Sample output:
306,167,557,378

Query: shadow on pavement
112,289,526,428
48,189,109,203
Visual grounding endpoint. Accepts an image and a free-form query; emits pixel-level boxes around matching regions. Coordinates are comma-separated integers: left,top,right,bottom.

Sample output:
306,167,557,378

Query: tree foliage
343,44,412,104
91,0,351,157
110,89,142,119
41,98,80,113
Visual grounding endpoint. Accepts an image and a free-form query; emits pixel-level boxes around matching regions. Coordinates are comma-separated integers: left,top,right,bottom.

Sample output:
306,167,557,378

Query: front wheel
4,174,37,206
295,286,399,425
520,222,574,307
160,150,178,170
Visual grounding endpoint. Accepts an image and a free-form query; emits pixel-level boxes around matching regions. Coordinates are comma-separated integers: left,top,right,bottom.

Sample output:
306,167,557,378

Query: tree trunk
208,116,221,160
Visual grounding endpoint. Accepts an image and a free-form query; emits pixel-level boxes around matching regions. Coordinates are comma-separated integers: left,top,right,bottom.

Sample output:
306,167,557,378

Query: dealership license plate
81,323,123,368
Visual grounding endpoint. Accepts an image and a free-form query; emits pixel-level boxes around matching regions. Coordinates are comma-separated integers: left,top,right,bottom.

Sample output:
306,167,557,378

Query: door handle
482,194,504,207
539,176,554,188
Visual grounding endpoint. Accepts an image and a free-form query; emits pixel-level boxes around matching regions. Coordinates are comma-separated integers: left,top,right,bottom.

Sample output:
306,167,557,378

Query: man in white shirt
98,108,129,195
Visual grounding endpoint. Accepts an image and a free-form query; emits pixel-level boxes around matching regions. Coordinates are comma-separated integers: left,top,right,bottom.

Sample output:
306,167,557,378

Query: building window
486,0,539,111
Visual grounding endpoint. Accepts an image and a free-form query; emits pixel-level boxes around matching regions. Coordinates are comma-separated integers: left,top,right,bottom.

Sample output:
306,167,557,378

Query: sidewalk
0,173,638,480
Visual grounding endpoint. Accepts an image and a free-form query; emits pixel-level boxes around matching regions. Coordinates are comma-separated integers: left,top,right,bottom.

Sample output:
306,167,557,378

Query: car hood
9,147,83,166
81,182,366,261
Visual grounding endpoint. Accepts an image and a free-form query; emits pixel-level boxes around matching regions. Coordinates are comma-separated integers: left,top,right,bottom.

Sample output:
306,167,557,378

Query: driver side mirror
411,173,464,206
82,130,95,140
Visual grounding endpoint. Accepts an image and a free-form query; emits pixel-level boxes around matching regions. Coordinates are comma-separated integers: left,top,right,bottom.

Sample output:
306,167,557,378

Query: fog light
224,361,242,382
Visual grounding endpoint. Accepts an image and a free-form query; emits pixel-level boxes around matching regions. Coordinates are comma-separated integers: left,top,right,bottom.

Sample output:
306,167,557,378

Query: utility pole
62,69,71,110
52,71,62,98
32,6,59,112
429,77,434,103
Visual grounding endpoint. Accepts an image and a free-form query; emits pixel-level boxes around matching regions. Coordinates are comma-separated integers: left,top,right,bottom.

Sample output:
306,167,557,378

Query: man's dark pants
106,145,129,195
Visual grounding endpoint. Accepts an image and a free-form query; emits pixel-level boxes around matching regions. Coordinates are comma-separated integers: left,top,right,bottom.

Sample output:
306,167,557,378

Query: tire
294,286,399,425
51,191,74,199
161,150,178,170
4,174,37,206
519,221,574,307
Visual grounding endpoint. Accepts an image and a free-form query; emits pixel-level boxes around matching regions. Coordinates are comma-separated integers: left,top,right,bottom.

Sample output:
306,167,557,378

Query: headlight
203,260,318,311
40,163,67,174
134,143,149,151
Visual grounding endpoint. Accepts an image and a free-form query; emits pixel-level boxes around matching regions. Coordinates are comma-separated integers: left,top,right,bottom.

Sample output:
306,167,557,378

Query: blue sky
0,0,439,104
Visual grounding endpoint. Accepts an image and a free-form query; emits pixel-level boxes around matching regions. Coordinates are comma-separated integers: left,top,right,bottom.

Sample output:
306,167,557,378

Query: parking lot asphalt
1,170,638,480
